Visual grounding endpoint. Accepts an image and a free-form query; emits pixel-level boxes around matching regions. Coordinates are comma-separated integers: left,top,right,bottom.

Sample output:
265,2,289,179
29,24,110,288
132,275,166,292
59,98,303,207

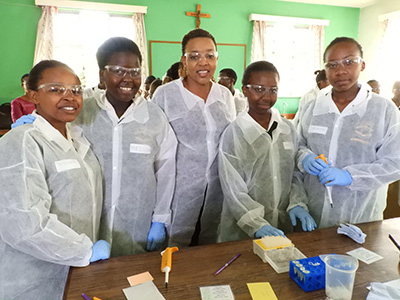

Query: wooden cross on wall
186,4,210,28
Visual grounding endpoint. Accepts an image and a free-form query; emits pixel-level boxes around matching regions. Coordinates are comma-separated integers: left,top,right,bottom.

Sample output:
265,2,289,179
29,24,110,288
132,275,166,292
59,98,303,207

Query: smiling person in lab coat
289,37,400,229
0,60,107,300
74,37,177,256
152,28,236,248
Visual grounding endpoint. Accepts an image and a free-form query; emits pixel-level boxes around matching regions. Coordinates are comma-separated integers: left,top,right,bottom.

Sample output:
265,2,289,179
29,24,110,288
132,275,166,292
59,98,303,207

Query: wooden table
64,218,400,300
0,129,9,136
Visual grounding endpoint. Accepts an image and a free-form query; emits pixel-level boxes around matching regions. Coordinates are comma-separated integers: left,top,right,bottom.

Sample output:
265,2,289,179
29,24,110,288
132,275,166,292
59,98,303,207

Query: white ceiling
279,0,379,8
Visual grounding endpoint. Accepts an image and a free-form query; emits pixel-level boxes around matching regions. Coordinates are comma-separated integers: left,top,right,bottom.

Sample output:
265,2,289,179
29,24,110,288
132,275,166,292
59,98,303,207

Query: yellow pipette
161,247,179,288
316,154,333,208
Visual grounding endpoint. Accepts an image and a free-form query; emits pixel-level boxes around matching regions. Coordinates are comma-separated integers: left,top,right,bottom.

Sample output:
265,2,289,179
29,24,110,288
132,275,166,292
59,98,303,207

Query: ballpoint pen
214,253,241,276
389,234,400,251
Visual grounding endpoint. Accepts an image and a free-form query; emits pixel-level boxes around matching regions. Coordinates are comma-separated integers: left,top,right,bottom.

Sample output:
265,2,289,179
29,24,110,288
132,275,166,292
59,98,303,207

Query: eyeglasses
324,56,363,70
245,84,278,96
371,88,380,92
218,76,231,81
104,65,141,78
184,51,218,62
37,83,84,96
393,89,400,93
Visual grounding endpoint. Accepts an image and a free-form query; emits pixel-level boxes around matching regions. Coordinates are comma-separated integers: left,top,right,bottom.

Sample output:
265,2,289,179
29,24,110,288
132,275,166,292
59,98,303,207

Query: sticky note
123,281,165,300
127,271,154,286
247,282,278,300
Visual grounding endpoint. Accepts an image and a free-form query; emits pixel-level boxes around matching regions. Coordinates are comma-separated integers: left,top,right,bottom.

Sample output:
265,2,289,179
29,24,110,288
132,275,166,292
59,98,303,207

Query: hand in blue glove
289,206,317,232
318,167,352,186
146,222,166,251
90,240,111,263
254,225,285,238
11,114,36,129
302,153,329,176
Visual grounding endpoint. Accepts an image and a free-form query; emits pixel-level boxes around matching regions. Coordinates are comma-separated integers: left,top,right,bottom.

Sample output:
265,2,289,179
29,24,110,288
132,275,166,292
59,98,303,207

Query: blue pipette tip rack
289,256,326,292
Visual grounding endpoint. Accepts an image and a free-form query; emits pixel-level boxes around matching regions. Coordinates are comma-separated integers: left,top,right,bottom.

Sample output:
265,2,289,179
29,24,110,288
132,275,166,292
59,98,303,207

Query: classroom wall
0,0,360,114
358,0,400,98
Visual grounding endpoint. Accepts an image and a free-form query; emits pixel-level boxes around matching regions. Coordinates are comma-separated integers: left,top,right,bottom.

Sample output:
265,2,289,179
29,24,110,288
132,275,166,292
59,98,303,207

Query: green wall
0,0,360,113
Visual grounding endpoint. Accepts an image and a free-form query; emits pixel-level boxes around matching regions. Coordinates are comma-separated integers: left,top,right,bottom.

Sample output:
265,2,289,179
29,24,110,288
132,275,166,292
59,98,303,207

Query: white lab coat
289,82,400,228
74,93,177,256
233,88,248,114
0,113,102,300
218,109,296,242
152,79,236,247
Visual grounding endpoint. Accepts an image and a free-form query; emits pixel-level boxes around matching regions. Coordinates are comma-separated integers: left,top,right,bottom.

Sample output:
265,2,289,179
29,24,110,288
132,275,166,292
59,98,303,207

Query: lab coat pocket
308,125,328,135
54,159,81,173
130,143,152,154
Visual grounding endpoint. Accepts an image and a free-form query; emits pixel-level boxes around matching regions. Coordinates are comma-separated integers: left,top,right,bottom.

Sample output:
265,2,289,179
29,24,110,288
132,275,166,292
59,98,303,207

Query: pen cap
161,247,179,272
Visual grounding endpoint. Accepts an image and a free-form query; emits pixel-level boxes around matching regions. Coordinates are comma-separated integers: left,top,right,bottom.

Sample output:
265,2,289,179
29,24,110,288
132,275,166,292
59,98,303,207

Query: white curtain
34,6,57,65
133,13,149,79
310,25,325,68
251,20,266,62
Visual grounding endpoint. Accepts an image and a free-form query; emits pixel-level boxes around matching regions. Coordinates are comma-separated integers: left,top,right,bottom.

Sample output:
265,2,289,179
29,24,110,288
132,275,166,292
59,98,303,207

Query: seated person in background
162,62,180,84
367,79,380,94
142,75,156,99
218,68,248,114
149,78,162,99
292,69,330,126
218,61,316,243
0,60,109,300
392,81,400,109
11,73,35,122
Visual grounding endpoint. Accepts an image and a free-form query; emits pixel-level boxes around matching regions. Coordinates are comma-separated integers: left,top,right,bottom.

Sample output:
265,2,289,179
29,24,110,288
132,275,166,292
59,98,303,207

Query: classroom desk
64,218,400,300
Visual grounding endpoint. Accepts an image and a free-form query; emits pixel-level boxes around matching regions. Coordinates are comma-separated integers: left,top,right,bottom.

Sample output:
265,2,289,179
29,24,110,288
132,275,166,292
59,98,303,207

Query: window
250,15,328,97
53,10,135,88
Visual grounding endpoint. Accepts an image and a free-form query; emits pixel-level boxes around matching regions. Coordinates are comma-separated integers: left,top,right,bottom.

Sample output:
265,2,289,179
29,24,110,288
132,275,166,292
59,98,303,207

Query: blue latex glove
90,240,111,263
254,225,285,238
146,222,166,251
318,167,353,186
302,153,329,176
289,206,317,232
11,114,36,129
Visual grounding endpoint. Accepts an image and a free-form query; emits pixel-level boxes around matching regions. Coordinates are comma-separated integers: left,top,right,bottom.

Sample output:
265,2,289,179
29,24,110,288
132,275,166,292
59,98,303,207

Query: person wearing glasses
0,60,109,300
218,68,248,114
218,61,316,242
152,29,236,248
73,37,177,256
392,81,400,109
290,37,400,229
367,79,380,95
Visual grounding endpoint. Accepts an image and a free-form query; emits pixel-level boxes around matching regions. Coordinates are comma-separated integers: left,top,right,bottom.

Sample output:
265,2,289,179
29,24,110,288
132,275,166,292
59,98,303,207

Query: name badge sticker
308,125,328,135
130,143,152,154
55,159,81,173
283,142,293,150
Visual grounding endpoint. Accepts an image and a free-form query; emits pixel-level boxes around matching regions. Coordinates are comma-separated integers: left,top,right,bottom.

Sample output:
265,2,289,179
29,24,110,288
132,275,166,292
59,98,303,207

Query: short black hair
219,68,237,83
323,37,363,62
144,75,156,85
96,37,142,69
21,73,29,82
166,62,180,80
181,28,217,55
242,61,279,85
28,60,77,91
367,79,378,85
314,69,327,83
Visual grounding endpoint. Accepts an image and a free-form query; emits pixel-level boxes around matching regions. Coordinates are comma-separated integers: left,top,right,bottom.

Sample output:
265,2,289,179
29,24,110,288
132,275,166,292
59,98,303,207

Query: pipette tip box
289,256,326,292
253,236,306,273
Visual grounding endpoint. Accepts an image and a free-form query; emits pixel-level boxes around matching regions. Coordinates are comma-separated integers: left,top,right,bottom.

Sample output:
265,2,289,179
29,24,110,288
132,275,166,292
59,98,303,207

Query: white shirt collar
313,81,371,117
